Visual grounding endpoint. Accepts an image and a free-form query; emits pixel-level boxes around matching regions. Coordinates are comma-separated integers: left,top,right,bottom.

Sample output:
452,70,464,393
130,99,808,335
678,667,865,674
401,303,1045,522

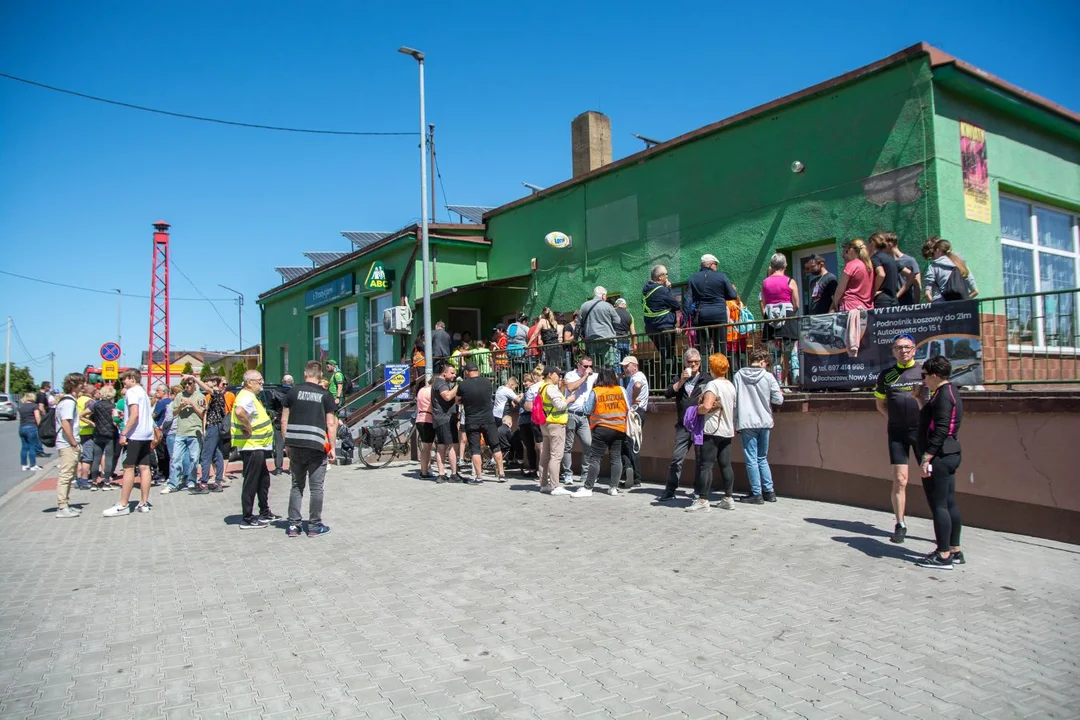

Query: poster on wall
799,301,982,390
384,363,411,399
960,121,991,224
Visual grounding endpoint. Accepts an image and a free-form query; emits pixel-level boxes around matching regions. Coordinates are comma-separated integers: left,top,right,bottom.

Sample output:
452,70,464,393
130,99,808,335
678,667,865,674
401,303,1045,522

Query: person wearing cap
326,360,346,410
577,287,622,368
684,253,739,355
536,366,572,495
874,333,925,544
619,355,649,487
458,362,504,483
612,298,636,365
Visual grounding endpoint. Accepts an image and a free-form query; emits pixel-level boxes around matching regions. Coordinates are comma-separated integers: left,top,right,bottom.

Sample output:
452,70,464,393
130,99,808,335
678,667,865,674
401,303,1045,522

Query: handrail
345,382,414,427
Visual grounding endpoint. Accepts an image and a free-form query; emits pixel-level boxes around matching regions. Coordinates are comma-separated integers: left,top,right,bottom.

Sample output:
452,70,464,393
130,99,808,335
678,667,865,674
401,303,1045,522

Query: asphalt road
0,418,47,498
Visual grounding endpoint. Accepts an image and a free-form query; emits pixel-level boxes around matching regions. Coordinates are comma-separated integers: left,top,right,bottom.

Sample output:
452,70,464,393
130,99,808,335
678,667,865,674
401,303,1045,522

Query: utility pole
114,288,122,363
429,123,436,223
4,316,10,397
50,352,54,390
218,285,244,353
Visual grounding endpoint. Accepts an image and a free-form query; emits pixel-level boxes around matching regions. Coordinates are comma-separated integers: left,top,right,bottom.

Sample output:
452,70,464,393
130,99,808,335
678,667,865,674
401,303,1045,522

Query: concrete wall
595,393,1080,544
485,58,939,327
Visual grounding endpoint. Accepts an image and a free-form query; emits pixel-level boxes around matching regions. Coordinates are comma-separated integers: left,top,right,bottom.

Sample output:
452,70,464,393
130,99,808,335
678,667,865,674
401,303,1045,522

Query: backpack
942,265,969,301
340,372,355,398
38,400,62,448
530,383,548,425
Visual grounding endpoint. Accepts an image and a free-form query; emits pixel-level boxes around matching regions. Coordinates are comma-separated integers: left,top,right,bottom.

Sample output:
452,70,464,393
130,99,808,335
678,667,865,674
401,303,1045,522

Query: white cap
701,253,719,265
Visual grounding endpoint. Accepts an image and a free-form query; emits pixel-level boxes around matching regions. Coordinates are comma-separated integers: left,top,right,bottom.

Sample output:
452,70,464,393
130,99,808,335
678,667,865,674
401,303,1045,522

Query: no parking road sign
100,342,121,361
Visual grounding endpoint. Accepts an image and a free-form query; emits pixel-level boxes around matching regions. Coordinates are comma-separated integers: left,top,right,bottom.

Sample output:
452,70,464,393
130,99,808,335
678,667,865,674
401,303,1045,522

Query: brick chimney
571,111,612,178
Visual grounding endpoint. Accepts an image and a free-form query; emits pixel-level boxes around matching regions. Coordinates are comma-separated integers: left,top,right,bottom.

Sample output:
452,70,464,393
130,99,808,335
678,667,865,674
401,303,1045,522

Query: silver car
0,394,16,421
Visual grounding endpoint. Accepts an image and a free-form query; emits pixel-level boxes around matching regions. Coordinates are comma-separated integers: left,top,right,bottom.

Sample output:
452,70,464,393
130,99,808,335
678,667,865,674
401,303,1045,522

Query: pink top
839,261,873,311
760,274,794,305
416,386,433,424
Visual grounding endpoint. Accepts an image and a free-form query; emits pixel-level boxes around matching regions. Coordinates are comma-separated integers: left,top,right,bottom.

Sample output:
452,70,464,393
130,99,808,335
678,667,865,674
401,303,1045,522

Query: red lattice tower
147,220,171,391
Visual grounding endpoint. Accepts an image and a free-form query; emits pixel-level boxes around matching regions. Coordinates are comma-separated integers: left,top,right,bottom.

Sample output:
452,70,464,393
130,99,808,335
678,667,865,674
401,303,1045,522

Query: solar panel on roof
446,205,493,224
341,231,392,248
303,251,349,266
275,266,310,282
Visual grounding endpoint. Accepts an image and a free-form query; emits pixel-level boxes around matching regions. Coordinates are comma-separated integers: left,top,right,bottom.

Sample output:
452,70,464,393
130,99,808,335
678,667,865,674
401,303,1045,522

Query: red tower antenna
147,220,171,391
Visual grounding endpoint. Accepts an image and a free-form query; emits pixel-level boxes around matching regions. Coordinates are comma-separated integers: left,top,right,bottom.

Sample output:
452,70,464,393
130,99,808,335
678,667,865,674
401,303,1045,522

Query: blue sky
2,0,1078,383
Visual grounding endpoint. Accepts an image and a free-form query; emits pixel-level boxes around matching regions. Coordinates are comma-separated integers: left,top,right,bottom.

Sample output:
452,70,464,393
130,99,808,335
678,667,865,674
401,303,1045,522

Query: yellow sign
102,361,119,381
364,261,391,290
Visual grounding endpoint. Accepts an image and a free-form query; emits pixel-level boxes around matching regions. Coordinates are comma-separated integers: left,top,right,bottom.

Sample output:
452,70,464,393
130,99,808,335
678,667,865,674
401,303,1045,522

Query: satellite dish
544,231,572,249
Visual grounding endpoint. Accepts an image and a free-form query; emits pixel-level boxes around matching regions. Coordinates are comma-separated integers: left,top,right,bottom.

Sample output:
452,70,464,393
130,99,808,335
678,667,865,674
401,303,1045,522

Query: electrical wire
167,259,239,340
0,72,414,137
0,269,232,301
9,319,50,366
433,153,451,215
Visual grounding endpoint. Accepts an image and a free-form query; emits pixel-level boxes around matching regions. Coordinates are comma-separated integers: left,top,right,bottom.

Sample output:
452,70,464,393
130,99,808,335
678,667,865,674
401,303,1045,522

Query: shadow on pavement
804,517,932,543
831,535,924,561
222,514,246,525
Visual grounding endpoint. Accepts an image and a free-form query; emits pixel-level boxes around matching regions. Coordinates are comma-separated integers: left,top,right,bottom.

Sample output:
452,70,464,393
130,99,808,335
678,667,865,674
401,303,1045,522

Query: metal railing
416,288,1079,392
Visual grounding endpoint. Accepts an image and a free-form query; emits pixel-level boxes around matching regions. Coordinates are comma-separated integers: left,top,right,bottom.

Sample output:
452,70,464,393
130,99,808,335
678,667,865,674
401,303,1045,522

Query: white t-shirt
493,385,517,420
702,378,736,438
55,396,78,449
236,391,257,415
623,371,649,411
124,384,155,441
520,383,540,421
565,370,597,413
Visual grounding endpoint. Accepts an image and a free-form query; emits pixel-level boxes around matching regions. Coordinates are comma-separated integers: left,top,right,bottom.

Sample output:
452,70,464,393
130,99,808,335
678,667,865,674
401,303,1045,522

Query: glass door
338,305,359,382
791,244,839,311
367,293,394,374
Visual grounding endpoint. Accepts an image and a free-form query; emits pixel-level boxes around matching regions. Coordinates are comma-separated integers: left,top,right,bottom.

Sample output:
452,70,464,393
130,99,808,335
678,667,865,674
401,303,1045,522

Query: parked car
0,394,16,420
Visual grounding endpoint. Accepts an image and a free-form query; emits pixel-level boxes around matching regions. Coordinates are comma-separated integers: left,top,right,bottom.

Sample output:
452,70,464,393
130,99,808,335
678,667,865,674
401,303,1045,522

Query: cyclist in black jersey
874,334,924,544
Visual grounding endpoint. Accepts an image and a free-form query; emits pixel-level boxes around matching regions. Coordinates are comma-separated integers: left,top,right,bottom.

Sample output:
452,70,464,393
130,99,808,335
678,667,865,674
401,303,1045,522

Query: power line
434,153,450,213
0,72,414,137
9,319,50,365
168,259,239,340
0,269,231,301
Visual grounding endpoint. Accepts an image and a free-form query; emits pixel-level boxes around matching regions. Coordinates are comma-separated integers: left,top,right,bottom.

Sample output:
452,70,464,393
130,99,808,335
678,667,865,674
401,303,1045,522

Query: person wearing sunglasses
913,355,965,570
874,334,924,543
561,356,597,486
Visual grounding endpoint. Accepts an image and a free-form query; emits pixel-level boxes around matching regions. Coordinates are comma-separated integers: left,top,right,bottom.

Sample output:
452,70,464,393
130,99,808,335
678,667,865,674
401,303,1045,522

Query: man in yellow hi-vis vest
231,369,278,529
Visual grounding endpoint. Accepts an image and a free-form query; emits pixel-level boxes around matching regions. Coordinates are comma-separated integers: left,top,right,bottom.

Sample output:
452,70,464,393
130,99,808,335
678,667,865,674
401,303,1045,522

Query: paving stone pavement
0,459,1078,720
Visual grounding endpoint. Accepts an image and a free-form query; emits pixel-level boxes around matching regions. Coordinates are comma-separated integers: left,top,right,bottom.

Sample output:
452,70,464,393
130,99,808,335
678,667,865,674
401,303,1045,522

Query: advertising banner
799,301,982,389
960,121,990,224
384,363,411,399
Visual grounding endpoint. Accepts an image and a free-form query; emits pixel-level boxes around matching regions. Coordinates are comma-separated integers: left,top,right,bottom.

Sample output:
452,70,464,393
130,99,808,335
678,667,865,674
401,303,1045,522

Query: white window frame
999,192,1080,353
367,292,394,373
312,312,330,361
338,305,359,379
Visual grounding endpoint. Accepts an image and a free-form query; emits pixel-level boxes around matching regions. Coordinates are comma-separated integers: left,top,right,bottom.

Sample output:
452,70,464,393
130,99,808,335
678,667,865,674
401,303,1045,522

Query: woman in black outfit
914,355,965,570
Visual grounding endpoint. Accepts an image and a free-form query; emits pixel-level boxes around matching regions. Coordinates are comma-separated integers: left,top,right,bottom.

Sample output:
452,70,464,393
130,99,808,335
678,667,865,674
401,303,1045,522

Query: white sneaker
136,502,152,513
55,506,81,518
539,486,553,494
102,504,131,517
713,497,735,510
572,487,593,498
608,487,618,496
21,465,28,471
685,499,711,512
550,486,573,496
561,476,575,486
160,486,175,494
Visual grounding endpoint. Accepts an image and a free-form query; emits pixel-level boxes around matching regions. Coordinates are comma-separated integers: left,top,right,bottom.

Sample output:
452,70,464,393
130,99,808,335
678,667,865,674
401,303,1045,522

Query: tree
0,365,37,396
181,361,194,376
214,364,226,379
199,363,213,381
229,361,246,387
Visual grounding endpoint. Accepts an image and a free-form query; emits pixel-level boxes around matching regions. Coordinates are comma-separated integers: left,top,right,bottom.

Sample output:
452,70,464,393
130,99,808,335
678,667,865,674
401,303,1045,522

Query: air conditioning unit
383,306,413,335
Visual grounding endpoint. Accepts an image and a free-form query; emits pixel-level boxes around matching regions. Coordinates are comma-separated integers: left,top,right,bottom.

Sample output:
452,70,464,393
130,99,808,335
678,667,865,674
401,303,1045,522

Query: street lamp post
399,45,433,380
218,284,244,353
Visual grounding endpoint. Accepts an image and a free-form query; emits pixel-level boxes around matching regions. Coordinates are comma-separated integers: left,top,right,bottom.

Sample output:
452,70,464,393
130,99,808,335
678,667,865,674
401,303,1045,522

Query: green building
259,42,1079,383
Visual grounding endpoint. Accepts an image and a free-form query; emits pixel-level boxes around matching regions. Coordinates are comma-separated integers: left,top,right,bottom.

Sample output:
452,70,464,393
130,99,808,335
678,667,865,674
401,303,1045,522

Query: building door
448,307,481,344
367,293,394,374
338,305,359,382
791,244,839,311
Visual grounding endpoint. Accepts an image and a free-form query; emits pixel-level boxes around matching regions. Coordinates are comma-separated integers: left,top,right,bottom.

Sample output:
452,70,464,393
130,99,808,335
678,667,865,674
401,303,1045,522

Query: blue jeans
615,342,631,365
19,425,39,466
200,424,224,483
170,435,201,488
740,428,774,496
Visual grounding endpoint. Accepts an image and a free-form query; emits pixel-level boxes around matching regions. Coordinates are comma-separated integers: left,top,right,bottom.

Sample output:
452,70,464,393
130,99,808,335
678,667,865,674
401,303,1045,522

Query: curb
0,456,60,511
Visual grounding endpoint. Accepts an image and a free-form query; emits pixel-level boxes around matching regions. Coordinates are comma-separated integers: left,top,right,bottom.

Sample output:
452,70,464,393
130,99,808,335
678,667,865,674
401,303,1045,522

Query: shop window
312,313,329,362
338,305,359,381
1000,195,1079,349
367,293,394,371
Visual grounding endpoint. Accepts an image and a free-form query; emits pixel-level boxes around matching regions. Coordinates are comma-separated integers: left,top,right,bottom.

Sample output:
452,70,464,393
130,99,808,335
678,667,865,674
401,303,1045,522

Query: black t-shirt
431,377,457,424
808,273,838,315
35,391,48,407
458,377,494,425
874,361,923,429
872,252,900,299
613,308,632,335
18,402,37,426
282,382,336,450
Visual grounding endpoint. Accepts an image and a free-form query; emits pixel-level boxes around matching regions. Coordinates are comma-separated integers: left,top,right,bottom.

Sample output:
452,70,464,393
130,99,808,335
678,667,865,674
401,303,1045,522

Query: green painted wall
486,57,939,328
931,85,1080,296
259,231,491,382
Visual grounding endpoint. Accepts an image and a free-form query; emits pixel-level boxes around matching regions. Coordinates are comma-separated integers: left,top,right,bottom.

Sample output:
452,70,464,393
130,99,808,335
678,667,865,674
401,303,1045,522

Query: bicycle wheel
357,426,397,469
